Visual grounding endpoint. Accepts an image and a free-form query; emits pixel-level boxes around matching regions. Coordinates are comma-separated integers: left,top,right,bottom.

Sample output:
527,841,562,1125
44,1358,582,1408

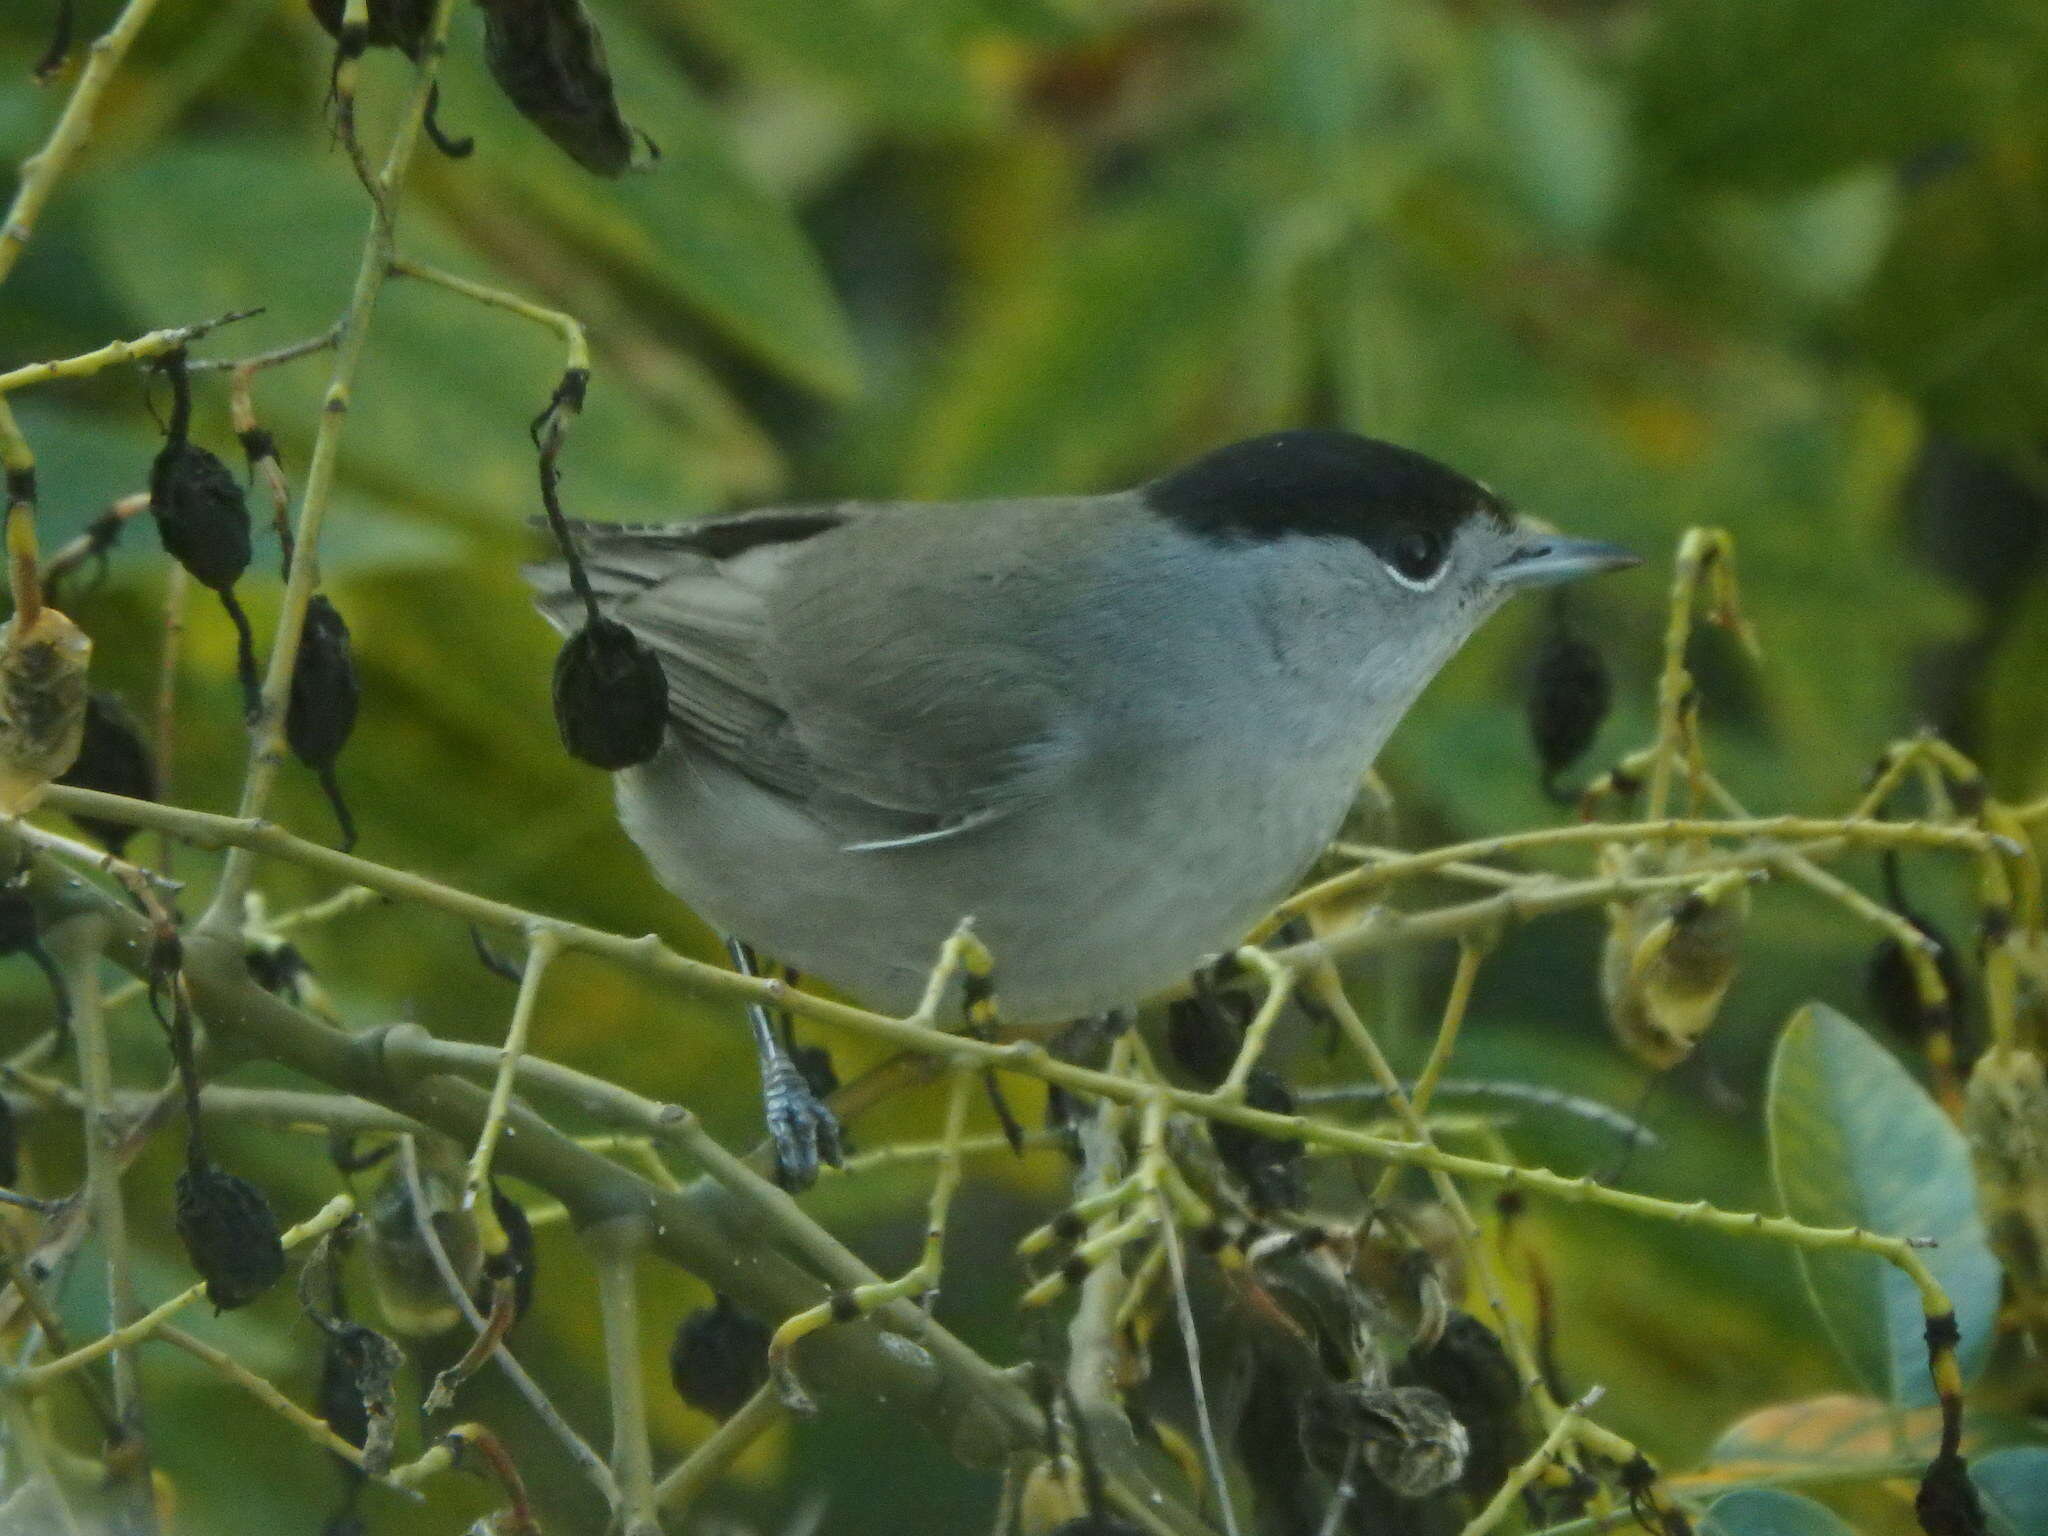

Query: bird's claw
764,1053,843,1191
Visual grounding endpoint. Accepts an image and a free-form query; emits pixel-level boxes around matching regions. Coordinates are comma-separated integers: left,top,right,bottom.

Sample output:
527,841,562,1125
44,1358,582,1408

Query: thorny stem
0,0,165,286
0,311,259,395
1457,1387,1604,1536
207,0,461,919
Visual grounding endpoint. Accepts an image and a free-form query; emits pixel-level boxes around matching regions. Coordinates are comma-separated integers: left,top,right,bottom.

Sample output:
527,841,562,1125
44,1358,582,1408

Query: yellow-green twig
0,311,258,395
465,928,560,1215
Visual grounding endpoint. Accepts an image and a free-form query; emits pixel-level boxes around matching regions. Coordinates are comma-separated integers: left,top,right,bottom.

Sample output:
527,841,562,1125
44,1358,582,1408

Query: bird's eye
1384,528,1448,587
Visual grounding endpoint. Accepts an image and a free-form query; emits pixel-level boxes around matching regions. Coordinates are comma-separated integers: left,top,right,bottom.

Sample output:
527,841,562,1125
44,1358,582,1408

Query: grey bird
527,430,1637,1185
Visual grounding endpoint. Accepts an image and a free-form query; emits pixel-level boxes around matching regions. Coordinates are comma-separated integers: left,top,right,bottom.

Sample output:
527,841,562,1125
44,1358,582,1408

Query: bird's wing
523,504,1079,844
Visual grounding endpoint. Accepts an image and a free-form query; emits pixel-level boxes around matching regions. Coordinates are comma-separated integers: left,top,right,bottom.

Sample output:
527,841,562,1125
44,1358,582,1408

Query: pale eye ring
1383,527,1449,590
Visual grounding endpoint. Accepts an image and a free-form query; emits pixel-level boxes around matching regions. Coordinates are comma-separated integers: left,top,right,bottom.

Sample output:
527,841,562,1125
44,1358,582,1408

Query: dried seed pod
174,1155,286,1311
1963,1046,2048,1334
477,0,651,176
668,1292,769,1420
315,1320,407,1475
1398,1311,1526,1497
149,357,259,714
553,615,666,768
1302,1381,1469,1499
363,1148,480,1336
1211,1069,1307,1214
0,602,92,814
315,1320,373,1456
1600,871,1749,1070
1350,1383,1471,1500
476,1180,537,1325
1526,600,1612,797
55,691,156,853
287,594,362,850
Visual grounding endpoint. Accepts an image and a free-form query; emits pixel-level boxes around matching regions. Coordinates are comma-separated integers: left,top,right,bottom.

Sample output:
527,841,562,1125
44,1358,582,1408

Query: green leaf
1481,19,1628,244
1630,0,2030,192
899,193,1250,497
440,4,861,396
1700,1488,1859,1536
83,140,734,525
1974,1446,2048,1536
670,0,996,133
1766,1003,2002,1407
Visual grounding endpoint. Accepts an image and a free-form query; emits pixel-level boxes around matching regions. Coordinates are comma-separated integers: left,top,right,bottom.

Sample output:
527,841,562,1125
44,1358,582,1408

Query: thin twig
0,0,167,285
53,911,158,1533
394,1135,619,1504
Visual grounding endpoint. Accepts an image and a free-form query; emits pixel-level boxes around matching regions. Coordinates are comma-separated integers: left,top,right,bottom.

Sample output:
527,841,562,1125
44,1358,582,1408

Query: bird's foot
763,1052,843,1191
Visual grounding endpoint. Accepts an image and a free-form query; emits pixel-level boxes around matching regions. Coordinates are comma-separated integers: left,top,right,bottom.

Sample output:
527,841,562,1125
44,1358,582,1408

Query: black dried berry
1527,600,1612,797
1211,1068,1306,1213
174,1155,285,1311
150,354,260,715
1165,986,1250,1088
669,1293,769,1419
55,692,156,854
246,939,313,1001
287,594,362,848
0,1090,18,1188
553,617,666,769
477,0,650,176
1916,1449,1987,1536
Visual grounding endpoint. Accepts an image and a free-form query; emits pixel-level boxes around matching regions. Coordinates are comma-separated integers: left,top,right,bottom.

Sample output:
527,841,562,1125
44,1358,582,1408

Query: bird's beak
1491,532,1641,591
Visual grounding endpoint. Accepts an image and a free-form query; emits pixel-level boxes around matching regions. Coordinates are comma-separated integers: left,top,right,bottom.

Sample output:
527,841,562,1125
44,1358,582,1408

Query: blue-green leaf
1700,1488,1858,1536
1766,1003,2001,1407
1974,1446,2048,1536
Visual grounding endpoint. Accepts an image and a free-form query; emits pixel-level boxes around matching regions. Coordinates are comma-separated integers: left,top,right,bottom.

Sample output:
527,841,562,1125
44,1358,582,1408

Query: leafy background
3,0,2048,1531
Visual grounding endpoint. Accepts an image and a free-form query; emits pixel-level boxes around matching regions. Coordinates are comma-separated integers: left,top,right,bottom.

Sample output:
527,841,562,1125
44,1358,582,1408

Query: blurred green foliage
3,1,2048,1532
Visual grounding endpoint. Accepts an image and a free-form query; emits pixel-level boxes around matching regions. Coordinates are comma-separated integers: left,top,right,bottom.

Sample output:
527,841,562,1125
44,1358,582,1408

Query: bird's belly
616,729,1365,1026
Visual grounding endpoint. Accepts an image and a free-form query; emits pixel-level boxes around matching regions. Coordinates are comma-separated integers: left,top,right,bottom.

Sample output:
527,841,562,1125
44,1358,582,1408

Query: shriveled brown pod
476,0,652,176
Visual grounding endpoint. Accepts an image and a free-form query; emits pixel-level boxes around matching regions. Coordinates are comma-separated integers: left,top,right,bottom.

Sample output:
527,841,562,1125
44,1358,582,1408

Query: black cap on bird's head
1146,430,1636,593
1145,430,1512,546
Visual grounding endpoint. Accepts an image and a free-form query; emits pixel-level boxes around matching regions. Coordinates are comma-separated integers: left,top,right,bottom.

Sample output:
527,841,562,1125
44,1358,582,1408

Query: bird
527,429,1638,1185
